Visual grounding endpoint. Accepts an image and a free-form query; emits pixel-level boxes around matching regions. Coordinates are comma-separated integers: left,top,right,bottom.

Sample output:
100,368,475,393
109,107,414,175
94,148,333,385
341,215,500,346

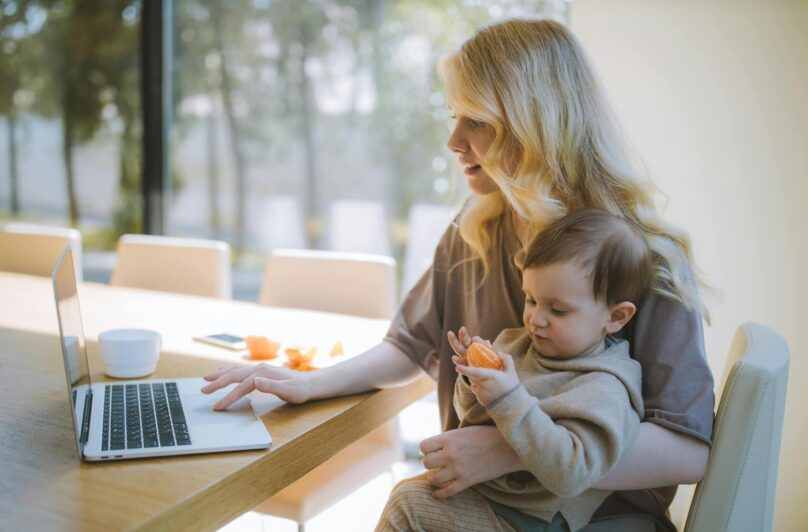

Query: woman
202,18,714,530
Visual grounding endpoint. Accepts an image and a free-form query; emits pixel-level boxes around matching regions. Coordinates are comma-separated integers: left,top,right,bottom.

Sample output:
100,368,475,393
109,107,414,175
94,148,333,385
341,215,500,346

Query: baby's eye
525,296,536,305
550,308,568,316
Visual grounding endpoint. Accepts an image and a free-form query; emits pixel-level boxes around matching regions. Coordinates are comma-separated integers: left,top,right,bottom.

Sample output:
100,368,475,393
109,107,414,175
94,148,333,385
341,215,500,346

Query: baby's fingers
447,331,468,356
458,326,472,347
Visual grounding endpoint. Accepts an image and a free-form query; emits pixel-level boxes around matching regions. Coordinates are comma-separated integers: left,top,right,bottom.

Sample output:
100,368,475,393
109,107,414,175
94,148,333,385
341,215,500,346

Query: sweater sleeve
487,374,640,498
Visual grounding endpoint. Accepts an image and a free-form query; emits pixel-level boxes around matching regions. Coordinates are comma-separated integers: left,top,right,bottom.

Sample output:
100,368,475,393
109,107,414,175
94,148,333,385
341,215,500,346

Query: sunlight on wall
573,1,808,528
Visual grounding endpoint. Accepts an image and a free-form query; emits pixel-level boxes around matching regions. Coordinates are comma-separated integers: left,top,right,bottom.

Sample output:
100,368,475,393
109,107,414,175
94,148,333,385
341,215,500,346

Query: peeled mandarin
245,335,280,360
467,341,503,370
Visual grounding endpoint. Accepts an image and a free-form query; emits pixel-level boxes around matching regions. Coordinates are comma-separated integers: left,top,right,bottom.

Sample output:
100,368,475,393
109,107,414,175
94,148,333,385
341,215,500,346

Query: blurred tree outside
1,0,567,266
170,0,564,262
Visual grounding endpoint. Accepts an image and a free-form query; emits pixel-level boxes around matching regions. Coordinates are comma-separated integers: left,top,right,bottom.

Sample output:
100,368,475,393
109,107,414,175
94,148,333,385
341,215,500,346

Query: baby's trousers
375,474,518,532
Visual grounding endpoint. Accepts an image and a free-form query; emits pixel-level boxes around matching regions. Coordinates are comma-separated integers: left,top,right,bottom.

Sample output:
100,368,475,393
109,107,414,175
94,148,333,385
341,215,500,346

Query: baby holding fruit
377,210,652,532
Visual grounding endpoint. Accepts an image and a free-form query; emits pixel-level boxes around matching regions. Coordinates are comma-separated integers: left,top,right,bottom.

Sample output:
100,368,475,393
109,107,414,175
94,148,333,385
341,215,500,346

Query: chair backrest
684,322,789,532
259,248,396,319
110,234,232,299
0,223,83,281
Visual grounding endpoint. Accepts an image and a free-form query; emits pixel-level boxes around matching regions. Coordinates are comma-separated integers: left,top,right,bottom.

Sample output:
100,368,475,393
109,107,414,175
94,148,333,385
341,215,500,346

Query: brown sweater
383,211,715,527
454,329,644,531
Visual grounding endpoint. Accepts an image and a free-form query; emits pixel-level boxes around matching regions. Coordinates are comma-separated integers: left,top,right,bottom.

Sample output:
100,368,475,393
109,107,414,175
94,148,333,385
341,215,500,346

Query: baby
377,209,653,531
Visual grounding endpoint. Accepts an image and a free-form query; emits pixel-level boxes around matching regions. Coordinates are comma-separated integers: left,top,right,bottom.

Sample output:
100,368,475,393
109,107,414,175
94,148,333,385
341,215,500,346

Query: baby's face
521,261,612,359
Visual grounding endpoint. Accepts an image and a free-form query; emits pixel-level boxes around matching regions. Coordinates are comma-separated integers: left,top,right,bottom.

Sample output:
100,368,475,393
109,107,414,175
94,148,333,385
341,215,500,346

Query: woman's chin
467,174,499,195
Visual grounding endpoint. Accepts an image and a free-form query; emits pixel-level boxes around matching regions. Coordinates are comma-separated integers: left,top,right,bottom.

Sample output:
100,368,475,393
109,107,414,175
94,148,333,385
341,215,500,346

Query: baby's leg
375,474,517,532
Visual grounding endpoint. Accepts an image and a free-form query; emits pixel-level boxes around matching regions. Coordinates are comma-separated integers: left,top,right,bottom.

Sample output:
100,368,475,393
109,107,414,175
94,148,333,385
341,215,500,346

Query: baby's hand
455,351,519,407
448,326,476,366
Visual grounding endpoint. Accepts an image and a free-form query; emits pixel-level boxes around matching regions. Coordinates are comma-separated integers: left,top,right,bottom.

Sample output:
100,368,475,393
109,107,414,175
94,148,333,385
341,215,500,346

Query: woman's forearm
306,340,423,400
593,422,709,490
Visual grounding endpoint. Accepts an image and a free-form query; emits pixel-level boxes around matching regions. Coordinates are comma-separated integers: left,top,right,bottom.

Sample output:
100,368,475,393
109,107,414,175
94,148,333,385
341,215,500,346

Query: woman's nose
447,124,468,153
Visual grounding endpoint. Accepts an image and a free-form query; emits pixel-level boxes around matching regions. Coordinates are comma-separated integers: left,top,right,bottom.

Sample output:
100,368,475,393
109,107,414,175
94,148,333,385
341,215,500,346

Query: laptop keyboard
101,382,192,451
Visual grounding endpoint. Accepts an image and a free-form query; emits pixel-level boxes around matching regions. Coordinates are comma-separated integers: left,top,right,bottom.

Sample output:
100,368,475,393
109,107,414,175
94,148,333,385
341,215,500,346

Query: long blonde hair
440,18,709,320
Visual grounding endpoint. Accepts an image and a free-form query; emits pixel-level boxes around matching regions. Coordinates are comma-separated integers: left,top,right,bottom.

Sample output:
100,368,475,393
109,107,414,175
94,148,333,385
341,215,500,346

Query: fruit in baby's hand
245,336,280,360
467,341,503,370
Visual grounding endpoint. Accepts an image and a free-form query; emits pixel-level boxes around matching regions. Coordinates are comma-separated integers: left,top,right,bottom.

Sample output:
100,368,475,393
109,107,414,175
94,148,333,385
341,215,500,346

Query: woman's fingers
421,449,445,470
419,433,445,455
213,375,257,411
426,465,456,488
202,365,241,381
200,366,254,393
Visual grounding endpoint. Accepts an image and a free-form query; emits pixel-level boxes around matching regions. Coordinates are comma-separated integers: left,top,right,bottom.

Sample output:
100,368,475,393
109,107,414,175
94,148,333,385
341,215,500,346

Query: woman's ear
604,301,637,334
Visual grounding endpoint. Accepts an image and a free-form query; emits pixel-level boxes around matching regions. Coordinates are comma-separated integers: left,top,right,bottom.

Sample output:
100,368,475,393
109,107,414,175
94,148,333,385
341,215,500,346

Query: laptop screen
52,245,91,455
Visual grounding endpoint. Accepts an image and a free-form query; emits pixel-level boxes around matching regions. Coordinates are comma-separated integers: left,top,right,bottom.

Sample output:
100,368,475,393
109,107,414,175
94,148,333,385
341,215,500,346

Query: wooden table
0,272,433,531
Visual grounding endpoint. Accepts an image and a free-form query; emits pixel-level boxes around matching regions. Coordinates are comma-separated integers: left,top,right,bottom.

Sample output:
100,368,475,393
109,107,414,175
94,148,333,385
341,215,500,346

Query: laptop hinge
80,389,93,445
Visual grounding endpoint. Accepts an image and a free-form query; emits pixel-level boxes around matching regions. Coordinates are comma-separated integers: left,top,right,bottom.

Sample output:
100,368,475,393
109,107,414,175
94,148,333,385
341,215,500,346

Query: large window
0,1,143,265
1,1,568,294
170,0,568,298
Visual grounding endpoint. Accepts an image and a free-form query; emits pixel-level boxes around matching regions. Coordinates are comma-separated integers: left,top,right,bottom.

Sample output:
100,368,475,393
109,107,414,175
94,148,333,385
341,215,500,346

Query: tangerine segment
467,342,503,370
330,340,344,357
245,336,280,360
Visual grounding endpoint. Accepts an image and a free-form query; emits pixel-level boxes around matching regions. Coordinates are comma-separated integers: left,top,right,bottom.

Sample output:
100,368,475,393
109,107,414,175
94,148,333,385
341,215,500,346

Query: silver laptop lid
51,245,91,457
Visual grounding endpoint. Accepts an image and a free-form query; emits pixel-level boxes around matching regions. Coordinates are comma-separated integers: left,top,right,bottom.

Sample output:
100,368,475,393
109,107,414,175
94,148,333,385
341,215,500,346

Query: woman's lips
464,164,482,176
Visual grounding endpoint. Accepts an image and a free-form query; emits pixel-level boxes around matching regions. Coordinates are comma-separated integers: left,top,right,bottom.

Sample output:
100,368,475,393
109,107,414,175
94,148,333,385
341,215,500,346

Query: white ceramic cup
99,329,162,379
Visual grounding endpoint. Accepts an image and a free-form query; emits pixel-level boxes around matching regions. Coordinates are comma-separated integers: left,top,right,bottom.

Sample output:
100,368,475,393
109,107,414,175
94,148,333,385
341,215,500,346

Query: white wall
572,1,808,529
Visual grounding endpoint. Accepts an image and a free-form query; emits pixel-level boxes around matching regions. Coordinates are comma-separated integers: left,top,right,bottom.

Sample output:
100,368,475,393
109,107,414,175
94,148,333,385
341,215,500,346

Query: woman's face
446,109,500,195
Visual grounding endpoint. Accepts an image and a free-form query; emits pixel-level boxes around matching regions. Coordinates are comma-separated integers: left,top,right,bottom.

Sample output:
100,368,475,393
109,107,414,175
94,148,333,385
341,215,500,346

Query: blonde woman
203,18,713,531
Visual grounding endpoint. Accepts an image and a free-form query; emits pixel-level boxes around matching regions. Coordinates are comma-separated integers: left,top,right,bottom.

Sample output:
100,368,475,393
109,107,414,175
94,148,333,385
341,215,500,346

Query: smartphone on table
193,333,247,351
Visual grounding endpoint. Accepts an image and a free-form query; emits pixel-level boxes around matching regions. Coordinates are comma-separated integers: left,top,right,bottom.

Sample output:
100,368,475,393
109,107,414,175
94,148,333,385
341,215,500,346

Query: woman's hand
419,425,522,498
201,363,313,410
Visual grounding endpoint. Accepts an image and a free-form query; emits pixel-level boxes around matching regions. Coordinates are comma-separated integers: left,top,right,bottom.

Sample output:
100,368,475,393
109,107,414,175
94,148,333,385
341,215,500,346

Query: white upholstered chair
259,248,396,319
110,234,232,299
683,322,789,531
0,223,83,280
256,248,401,530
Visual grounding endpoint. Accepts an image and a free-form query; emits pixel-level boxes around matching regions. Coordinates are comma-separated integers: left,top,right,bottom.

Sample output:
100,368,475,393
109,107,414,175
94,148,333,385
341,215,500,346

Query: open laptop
52,245,271,461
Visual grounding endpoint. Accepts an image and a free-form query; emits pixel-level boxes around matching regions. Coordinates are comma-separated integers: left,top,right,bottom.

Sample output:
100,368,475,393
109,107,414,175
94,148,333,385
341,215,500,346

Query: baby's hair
520,209,653,305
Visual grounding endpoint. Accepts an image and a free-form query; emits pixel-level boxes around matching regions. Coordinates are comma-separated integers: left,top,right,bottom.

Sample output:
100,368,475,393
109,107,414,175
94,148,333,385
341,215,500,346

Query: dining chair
683,322,789,531
258,248,396,319
0,223,83,280
255,248,401,531
110,234,232,299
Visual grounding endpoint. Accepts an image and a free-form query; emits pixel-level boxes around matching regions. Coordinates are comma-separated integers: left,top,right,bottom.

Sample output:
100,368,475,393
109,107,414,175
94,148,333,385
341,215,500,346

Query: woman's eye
448,110,457,120
465,118,485,129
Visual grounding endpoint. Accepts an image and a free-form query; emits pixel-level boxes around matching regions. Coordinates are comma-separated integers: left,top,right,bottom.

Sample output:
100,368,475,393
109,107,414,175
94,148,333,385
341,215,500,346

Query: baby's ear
605,302,637,334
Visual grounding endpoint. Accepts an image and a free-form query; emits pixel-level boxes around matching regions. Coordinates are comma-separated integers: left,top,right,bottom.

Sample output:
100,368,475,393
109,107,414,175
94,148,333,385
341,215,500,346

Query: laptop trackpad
183,394,256,425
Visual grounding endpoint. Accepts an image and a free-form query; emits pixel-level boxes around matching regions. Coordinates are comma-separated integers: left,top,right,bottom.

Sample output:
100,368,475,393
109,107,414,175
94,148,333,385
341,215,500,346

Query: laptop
52,245,272,461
